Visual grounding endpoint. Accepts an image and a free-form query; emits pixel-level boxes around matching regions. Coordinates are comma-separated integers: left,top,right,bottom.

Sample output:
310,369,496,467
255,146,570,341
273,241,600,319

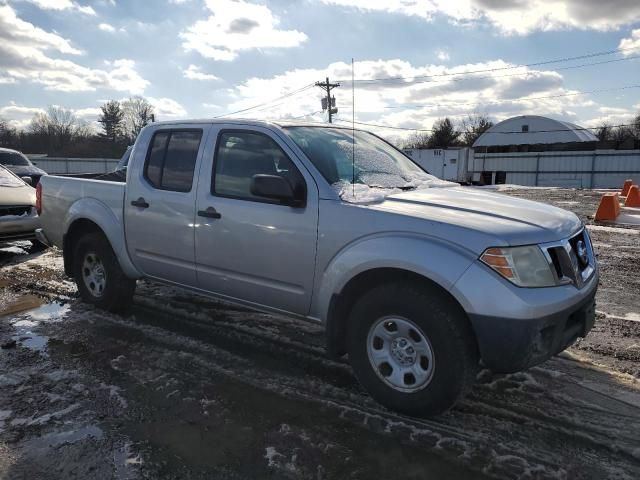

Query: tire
347,282,478,416
73,232,136,312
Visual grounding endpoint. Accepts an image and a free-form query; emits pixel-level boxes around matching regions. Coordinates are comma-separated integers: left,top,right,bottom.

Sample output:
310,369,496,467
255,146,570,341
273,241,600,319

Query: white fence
469,150,640,188
30,157,119,175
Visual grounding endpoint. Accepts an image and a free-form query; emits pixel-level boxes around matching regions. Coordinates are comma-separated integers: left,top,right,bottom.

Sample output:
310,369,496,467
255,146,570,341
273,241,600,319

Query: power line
335,45,640,84
290,110,323,119
383,84,640,110
363,54,640,89
334,119,638,135
214,83,315,118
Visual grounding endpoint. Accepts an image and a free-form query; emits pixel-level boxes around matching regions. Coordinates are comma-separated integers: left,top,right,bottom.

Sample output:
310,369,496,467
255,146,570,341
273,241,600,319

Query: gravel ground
0,187,639,480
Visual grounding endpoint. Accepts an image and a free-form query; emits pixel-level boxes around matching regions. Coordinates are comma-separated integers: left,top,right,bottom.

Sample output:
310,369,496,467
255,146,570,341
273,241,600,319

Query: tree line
0,96,155,158
401,114,494,149
400,112,640,150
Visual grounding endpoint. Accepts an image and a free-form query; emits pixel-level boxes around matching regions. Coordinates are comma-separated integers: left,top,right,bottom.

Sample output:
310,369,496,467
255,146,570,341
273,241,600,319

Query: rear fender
64,198,141,279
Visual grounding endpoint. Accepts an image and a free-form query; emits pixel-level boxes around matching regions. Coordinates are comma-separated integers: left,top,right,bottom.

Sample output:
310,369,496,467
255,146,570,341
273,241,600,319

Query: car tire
347,282,478,416
73,232,136,312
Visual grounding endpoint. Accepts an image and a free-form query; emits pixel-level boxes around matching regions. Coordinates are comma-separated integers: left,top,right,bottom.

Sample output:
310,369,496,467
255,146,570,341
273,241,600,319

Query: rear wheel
73,232,135,312
347,282,478,416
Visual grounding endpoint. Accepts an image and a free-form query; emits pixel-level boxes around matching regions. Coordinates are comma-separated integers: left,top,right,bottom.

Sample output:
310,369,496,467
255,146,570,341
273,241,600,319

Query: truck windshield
0,152,31,166
285,126,435,189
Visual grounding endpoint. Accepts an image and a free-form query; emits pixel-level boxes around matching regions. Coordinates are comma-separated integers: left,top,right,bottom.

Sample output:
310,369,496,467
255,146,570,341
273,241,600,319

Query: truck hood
369,186,582,246
0,183,36,207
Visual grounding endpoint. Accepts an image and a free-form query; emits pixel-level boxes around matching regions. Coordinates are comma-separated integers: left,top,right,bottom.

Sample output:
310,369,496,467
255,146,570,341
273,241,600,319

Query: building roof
473,115,598,147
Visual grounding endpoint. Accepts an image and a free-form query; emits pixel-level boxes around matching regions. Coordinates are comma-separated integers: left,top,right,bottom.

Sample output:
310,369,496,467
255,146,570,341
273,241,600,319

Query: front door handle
131,197,149,208
198,207,221,219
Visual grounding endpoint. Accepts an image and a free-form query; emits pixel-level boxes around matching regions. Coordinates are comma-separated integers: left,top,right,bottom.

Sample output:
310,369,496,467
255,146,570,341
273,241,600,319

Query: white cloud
619,29,640,54
223,58,598,139
0,102,46,129
181,0,307,61
0,4,81,55
435,50,450,61
147,97,187,118
98,23,116,32
321,0,640,35
21,0,96,15
0,6,148,93
183,64,220,81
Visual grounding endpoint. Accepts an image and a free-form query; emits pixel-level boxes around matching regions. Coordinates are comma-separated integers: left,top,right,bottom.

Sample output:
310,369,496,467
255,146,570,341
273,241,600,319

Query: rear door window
144,130,202,192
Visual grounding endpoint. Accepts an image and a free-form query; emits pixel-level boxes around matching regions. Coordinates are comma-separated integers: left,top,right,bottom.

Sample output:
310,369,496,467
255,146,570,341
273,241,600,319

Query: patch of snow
599,311,640,323
333,173,455,205
264,446,283,467
587,225,639,235
472,184,559,191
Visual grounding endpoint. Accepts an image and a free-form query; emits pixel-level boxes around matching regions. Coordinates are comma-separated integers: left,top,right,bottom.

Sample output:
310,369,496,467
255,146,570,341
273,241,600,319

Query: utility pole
315,77,340,123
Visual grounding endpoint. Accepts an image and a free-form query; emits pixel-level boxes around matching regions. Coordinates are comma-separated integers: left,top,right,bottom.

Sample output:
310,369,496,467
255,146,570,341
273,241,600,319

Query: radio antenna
351,58,355,197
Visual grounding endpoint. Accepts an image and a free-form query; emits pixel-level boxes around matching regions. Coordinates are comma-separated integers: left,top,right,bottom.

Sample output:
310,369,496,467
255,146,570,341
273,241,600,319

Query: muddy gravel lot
0,187,639,480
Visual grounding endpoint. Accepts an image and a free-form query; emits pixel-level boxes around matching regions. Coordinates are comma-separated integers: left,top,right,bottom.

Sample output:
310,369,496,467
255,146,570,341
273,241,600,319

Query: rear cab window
143,129,202,192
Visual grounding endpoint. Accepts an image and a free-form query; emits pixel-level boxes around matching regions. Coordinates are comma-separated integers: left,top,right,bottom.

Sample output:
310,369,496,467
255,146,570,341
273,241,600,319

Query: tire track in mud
4,250,640,479
75,289,640,480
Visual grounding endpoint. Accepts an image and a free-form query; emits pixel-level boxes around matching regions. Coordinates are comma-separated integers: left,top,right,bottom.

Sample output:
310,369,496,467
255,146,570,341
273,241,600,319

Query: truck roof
146,118,365,131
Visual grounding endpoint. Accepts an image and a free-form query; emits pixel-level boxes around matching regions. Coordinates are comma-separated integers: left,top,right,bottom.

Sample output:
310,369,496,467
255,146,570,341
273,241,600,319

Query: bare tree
427,118,460,148
460,113,493,146
28,106,91,154
402,131,430,149
595,122,614,141
0,117,17,147
122,96,155,141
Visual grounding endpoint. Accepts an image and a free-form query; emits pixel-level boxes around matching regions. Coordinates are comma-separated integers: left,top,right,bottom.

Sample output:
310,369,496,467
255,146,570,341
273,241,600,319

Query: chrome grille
542,228,595,288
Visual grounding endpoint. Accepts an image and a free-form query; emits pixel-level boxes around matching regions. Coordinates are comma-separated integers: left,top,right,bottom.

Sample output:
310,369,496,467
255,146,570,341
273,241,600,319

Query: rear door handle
131,197,149,208
198,207,221,219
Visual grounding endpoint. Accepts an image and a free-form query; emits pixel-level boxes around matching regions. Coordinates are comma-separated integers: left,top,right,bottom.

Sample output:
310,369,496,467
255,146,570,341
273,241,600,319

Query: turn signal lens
480,245,556,287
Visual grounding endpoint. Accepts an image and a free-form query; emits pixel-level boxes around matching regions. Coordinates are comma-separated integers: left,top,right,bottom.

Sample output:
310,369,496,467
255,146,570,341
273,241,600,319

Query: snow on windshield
332,139,455,204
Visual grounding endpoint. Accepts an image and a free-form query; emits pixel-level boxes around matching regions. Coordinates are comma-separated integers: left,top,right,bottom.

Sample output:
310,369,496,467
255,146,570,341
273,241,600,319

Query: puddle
6,301,70,353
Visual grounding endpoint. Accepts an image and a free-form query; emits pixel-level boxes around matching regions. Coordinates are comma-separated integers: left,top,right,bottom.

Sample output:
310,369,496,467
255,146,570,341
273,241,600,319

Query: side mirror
250,174,304,207
21,176,33,186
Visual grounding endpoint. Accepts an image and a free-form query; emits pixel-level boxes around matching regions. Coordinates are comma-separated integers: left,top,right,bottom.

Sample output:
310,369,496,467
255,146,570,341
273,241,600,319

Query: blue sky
1,0,640,139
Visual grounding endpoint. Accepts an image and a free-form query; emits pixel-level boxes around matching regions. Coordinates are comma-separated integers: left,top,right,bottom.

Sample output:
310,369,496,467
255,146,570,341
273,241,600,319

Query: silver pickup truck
37,120,598,416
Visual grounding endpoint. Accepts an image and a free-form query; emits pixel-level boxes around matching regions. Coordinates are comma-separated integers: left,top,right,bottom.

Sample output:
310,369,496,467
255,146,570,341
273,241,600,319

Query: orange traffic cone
624,185,640,208
621,179,633,196
595,193,621,221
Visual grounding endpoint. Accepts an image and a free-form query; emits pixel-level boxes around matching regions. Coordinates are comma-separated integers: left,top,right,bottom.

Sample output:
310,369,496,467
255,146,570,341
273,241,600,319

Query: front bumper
468,279,597,373
0,211,40,245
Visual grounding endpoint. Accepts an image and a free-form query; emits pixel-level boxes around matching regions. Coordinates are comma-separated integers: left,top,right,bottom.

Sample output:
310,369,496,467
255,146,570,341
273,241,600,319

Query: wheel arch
62,212,140,279
325,267,478,359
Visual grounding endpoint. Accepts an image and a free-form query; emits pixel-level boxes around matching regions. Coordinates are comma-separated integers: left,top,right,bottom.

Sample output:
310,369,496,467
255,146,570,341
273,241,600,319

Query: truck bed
39,175,126,249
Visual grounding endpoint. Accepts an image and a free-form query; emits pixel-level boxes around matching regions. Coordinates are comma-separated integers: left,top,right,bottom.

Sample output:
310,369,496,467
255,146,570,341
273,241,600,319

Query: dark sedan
0,148,47,186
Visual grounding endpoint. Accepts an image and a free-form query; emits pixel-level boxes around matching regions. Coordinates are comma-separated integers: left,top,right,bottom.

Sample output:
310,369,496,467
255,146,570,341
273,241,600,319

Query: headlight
480,245,556,287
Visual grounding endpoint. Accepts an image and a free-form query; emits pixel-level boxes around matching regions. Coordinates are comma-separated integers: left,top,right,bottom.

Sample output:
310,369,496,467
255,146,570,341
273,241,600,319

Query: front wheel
73,232,136,312
347,282,478,416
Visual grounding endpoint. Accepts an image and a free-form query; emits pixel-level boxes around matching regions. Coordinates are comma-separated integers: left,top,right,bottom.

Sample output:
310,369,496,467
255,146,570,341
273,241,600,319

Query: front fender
65,198,141,279
311,233,477,321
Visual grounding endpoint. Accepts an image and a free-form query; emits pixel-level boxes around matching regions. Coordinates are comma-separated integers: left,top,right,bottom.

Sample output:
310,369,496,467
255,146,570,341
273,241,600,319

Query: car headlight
480,245,556,287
